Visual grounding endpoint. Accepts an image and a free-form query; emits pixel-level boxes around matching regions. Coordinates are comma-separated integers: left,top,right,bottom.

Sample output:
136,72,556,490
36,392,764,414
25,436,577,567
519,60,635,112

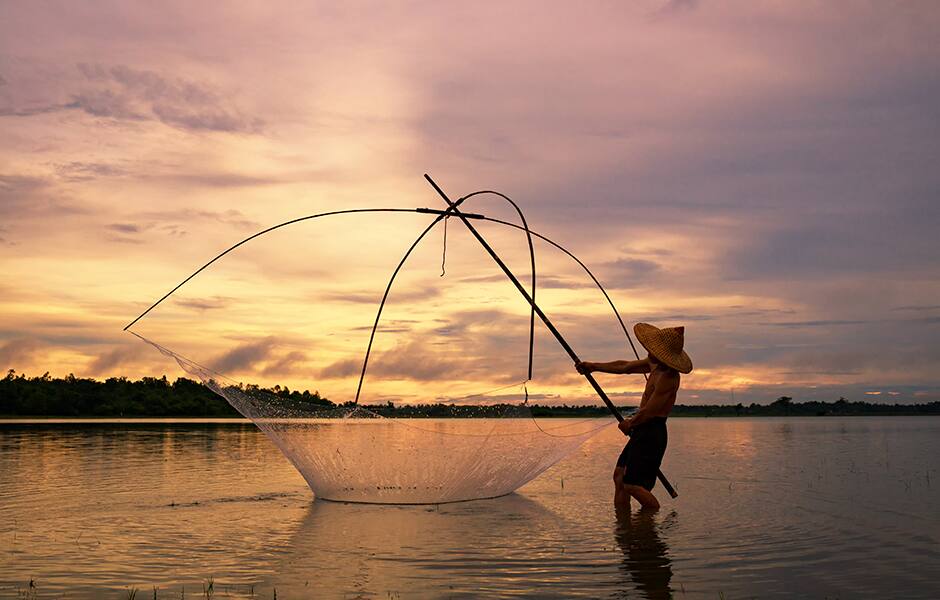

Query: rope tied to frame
440,215,449,277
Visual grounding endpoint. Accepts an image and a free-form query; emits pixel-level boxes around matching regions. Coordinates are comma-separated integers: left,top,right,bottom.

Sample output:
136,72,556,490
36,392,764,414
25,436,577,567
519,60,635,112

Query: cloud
171,337,312,377
52,159,281,188
92,207,258,243
146,172,281,188
0,338,42,370
318,339,461,383
318,307,537,385
0,104,69,117
261,350,309,377
136,208,259,230
456,273,589,290
348,319,421,334
650,0,700,20
320,287,441,305
522,275,591,290
72,63,262,133
640,313,715,322
359,340,458,382
174,296,233,311
0,174,86,219
106,234,145,245
318,357,361,379
457,274,510,285
103,221,147,244
767,320,871,328
595,258,663,289
106,223,142,234
1,63,261,133
208,338,277,373
54,161,129,182
86,344,146,375
724,210,939,282
892,305,940,312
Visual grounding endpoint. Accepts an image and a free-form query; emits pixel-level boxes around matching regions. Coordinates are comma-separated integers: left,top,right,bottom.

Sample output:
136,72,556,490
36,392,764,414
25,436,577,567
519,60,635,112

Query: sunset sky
1,1,938,406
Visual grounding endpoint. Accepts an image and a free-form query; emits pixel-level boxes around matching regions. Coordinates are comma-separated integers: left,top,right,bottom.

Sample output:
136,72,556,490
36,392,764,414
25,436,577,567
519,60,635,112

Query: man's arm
619,371,679,433
576,358,651,375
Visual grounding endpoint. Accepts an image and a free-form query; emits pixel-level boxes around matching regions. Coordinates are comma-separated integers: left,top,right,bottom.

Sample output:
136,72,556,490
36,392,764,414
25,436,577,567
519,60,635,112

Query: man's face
647,352,659,368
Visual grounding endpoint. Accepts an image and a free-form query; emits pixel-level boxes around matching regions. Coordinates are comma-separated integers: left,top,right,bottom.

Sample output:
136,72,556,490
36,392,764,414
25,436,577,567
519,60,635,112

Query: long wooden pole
424,174,677,499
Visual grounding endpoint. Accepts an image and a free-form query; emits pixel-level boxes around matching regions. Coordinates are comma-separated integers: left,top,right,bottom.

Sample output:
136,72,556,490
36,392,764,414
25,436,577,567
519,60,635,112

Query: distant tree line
0,370,331,417
667,395,940,417
2,372,938,418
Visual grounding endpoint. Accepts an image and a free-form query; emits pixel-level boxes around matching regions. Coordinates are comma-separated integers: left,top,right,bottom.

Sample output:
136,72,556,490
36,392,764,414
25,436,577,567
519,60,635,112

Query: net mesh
138,334,612,504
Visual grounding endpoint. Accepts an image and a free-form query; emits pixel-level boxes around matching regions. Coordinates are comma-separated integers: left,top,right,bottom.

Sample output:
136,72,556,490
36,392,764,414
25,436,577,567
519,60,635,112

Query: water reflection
266,494,570,597
614,507,674,600
3,418,939,598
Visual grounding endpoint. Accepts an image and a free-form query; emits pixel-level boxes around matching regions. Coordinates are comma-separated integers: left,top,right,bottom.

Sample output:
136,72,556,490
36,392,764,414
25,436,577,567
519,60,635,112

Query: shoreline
2,413,940,424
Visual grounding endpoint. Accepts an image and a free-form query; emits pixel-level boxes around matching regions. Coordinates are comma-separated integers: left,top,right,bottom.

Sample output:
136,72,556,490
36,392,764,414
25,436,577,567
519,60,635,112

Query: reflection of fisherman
576,323,692,511
614,509,675,600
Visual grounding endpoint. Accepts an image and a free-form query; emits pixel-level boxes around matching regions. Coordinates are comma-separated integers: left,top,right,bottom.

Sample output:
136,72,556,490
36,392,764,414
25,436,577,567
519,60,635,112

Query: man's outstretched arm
576,358,651,375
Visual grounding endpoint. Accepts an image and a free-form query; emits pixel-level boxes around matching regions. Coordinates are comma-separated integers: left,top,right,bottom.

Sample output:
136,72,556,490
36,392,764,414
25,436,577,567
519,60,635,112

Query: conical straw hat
633,323,693,374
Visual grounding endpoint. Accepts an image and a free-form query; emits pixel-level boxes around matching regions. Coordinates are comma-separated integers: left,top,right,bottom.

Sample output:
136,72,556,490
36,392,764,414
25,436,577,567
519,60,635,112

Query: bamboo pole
424,174,678,499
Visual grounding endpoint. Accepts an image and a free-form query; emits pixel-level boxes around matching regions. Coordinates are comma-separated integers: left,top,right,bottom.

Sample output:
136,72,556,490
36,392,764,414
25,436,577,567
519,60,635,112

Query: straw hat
634,323,693,374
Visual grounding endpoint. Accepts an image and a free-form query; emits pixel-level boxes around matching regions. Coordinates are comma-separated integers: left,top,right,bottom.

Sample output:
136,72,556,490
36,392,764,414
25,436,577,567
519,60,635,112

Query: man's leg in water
613,467,631,510
624,484,660,511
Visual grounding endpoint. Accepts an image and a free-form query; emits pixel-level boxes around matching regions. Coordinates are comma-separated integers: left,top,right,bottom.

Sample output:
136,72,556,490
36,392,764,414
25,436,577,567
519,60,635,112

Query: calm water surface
1,417,938,599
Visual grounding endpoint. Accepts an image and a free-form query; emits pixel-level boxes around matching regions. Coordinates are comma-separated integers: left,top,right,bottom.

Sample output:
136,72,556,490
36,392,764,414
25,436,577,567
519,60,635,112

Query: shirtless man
576,323,692,511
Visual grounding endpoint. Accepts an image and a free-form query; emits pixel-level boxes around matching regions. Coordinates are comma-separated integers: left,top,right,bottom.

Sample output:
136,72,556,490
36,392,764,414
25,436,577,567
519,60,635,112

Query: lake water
1,417,938,599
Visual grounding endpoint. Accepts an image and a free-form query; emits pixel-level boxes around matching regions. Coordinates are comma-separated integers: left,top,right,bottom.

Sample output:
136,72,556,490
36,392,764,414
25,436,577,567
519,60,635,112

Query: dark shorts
616,417,668,492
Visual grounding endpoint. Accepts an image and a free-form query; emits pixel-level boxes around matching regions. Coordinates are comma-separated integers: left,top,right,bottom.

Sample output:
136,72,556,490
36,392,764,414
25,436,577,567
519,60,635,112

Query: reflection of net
139,334,612,504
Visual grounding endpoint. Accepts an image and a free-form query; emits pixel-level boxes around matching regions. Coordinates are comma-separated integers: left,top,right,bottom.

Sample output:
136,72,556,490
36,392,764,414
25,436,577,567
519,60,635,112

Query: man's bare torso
638,367,680,418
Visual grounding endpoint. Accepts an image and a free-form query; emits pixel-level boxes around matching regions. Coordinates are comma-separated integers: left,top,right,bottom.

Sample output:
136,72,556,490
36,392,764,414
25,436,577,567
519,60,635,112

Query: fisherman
576,323,692,511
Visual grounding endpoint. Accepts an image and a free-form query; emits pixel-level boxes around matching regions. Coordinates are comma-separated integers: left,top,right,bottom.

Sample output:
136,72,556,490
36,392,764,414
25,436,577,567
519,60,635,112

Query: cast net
136,334,610,504
127,200,634,504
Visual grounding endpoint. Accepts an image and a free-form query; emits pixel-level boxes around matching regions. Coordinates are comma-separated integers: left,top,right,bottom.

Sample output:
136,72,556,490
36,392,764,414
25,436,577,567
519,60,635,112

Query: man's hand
575,361,593,375
618,419,633,436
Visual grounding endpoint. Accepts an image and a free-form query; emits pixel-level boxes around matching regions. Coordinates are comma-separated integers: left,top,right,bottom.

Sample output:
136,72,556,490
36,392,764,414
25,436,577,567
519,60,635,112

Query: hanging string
440,216,449,277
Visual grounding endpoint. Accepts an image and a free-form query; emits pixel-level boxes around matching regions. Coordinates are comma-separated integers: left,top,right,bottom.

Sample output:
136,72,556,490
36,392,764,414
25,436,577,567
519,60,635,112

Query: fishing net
137,334,611,504
127,191,639,504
